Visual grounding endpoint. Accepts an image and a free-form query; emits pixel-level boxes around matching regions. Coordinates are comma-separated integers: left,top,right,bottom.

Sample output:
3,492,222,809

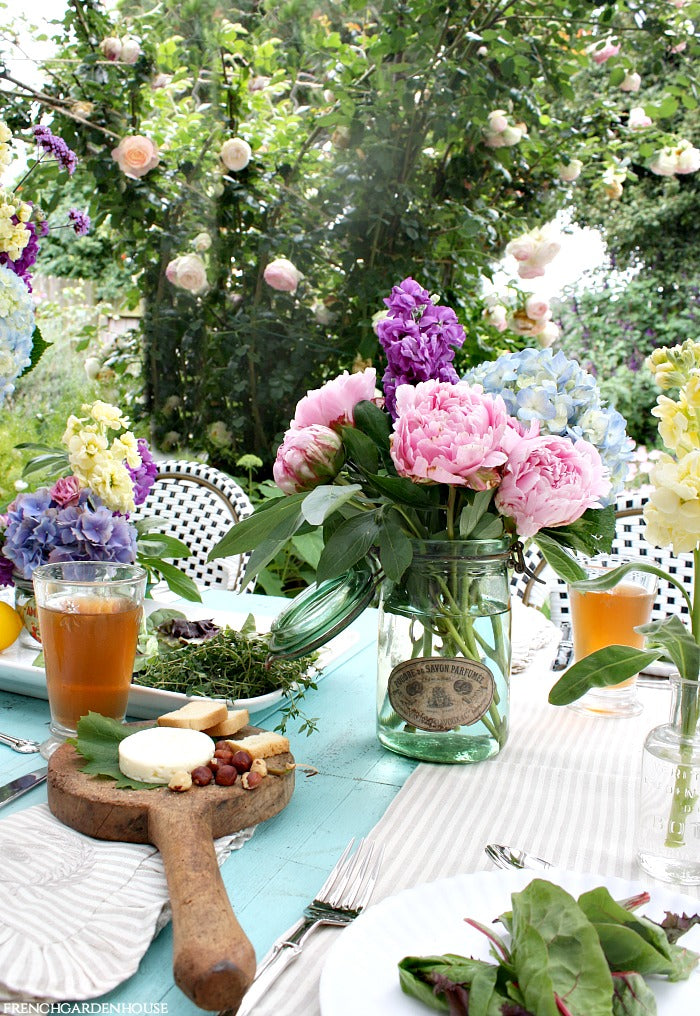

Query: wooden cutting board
47,727,295,1012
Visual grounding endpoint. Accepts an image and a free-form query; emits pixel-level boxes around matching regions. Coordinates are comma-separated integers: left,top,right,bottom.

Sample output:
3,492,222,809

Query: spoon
0,731,42,754
485,843,553,871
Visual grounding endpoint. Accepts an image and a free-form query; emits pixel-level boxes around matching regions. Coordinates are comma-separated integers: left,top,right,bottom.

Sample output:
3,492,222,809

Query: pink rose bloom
628,106,652,130
120,36,142,64
100,36,122,61
263,257,303,293
483,304,508,332
390,380,510,490
111,135,160,179
273,425,344,494
620,71,641,92
50,475,82,508
505,226,561,280
495,435,610,537
292,367,377,431
487,110,509,134
524,295,551,322
165,254,208,295
589,39,621,65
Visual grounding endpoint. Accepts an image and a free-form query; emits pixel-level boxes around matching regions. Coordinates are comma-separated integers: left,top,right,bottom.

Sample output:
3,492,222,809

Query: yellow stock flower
88,459,136,514
86,400,127,430
644,453,700,554
66,427,109,477
111,431,141,468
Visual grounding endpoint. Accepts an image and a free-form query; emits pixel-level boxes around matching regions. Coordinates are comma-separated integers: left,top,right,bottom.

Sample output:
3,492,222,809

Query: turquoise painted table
0,591,416,1013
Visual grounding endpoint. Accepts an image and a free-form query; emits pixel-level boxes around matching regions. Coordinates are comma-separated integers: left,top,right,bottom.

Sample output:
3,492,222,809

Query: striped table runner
247,646,700,1016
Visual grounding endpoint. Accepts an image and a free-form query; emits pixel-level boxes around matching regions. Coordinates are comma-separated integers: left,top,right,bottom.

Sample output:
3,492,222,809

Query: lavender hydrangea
0,263,35,405
465,347,633,502
377,277,466,417
1,487,137,580
32,126,77,175
126,438,158,505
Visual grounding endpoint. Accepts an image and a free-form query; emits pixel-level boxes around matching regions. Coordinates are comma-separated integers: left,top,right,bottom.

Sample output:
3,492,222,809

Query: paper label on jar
388,657,495,731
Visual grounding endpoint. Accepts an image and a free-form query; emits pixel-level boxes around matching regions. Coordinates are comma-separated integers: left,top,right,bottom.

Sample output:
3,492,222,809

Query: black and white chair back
133,459,254,591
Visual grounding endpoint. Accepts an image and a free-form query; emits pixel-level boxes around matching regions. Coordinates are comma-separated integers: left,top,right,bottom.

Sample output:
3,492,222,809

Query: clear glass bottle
636,673,700,885
376,539,512,764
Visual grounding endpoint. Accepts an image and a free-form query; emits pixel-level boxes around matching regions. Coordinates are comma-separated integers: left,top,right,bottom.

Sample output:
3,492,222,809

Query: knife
551,622,573,671
0,765,48,809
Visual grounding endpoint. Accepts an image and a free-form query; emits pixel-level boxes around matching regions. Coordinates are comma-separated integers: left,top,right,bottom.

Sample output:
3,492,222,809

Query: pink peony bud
263,257,303,294
273,424,344,494
100,36,122,61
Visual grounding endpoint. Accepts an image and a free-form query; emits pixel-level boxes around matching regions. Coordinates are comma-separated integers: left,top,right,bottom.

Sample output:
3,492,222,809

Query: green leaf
363,472,439,510
540,506,616,557
339,424,379,473
17,324,50,379
74,712,159,790
142,559,202,602
377,509,413,581
639,615,700,682
207,491,308,559
534,533,587,583
353,399,392,452
137,532,192,560
316,511,381,583
300,483,362,526
548,646,662,705
470,514,504,539
21,452,70,478
458,490,494,538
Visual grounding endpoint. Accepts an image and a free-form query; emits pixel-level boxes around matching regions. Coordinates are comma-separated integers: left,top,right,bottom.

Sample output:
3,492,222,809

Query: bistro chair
133,459,254,591
511,490,693,625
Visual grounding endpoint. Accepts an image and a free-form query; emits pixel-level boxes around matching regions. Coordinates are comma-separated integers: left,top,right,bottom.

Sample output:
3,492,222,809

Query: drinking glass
567,554,657,718
32,562,146,758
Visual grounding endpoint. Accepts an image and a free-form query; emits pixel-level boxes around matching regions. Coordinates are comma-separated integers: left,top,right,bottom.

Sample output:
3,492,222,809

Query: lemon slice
0,601,23,651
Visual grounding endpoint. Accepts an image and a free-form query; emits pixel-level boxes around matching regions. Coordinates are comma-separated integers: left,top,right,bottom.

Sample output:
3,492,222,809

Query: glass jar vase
13,573,41,645
376,538,512,764
636,673,700,885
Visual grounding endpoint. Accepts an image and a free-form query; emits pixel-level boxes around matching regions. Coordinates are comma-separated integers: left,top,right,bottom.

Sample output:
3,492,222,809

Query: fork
234,837,383,1015
0,731,41,754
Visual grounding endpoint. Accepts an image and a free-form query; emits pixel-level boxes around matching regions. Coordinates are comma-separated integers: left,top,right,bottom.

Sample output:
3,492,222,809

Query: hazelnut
231,750,253,774
250,758,268,778
168,770,193,792
215,764,237,786
241,770,263,790
214,749,234,764
191,766,213,786
215,741,231,752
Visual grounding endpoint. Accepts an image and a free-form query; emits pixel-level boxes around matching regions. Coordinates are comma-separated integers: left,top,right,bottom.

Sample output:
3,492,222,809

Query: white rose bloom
649,147,680,176
620,71,641,92
120,37,142,64
220,137,252,172
538,321,560,348
558,158,582,182
193,232,212,252
165,254,208,295
675,140,700,174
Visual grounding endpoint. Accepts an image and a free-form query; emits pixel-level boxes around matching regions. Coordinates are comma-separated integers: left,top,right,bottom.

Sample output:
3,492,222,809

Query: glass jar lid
268,561,378,660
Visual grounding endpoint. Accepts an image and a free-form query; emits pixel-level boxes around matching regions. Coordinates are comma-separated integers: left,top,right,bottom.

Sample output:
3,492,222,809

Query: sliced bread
204,708,250,737
157,699,228,730
224,731,290,760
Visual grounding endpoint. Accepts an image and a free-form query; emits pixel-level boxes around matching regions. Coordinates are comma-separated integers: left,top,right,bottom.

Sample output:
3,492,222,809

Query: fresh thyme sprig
133,627,319,735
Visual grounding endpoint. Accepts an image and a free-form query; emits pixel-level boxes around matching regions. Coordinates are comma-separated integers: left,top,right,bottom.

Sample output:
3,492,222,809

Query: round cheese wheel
119,727,214,784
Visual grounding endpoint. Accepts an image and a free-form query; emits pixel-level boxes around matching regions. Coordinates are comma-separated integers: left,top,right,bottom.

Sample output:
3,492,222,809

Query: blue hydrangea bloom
0,263,36,406
465,348,633,503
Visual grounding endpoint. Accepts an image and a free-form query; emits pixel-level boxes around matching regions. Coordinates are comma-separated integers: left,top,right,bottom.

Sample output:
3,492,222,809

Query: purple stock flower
127,439,158,505
0,553,14,587
68,208,91,236
0,218,40,288
377,277,467,418
32,125,77,175
383,277,432,316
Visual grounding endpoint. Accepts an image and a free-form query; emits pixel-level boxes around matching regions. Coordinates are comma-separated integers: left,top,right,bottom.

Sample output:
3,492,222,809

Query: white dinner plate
0,601,362,718
319,868,700,1016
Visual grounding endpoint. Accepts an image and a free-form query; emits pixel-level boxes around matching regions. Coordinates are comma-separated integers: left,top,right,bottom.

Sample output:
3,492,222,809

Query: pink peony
273,425,344,494
263,257,303,293
291,367,377,431
50,475,82,508
111,135,160,179
390,380,510,490
495,435,610,537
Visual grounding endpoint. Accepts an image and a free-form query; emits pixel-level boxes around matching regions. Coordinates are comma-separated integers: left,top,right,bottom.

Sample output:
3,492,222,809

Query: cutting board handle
149,808,256,1012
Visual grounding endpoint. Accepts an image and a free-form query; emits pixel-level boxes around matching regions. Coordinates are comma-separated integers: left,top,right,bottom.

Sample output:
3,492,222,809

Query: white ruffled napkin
0,804,254,1004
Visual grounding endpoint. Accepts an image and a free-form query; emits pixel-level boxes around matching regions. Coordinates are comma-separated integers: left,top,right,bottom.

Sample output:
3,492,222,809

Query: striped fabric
246,640,700,1016
0,808,253,1003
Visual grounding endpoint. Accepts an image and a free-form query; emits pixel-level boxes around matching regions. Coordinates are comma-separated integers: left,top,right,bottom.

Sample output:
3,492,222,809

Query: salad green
399,879,699,1016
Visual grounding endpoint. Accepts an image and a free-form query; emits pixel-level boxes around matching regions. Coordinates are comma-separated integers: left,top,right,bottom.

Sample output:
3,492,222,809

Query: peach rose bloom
111,135,160,179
